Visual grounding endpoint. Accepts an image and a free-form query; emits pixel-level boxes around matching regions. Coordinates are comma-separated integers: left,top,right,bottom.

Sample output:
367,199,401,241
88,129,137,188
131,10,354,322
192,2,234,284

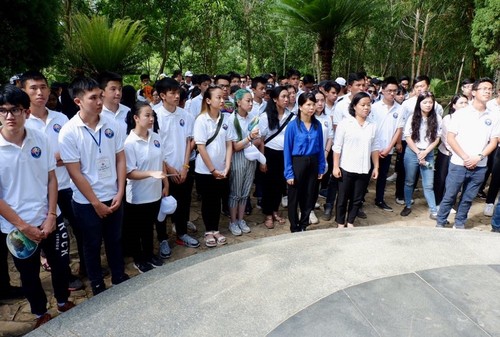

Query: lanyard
84,127,102,153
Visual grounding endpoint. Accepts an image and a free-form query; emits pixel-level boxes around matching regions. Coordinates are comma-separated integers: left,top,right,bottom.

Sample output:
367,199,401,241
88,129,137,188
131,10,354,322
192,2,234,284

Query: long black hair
265,86,288,130
411,91,438,143
447,94,468,117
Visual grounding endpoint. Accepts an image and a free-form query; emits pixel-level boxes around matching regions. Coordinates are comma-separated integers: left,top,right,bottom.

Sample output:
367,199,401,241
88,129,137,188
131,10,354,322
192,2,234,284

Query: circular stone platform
27,227,500,337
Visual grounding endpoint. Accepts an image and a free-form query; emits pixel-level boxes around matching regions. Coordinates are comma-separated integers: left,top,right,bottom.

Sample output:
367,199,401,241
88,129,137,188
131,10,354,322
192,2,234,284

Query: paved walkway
27,227,500,336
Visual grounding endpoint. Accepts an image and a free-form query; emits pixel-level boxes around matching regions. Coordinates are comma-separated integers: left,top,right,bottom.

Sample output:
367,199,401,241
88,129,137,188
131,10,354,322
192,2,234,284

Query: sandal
272,212,286,224
204,232,217,248
41,257,51,272
212,231,227,245
264,215,275,229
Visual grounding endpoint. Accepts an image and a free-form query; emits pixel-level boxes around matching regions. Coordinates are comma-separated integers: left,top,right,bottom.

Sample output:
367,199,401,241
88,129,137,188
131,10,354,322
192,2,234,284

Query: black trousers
486,147,500,204
336,169,370,225
124,200,160,263
196,173,229,232
0,232,11,289
480,147,497,194
375,155,393,203
12,218,70,315
434,150,451,206
262,147,286,215
288,155,318,232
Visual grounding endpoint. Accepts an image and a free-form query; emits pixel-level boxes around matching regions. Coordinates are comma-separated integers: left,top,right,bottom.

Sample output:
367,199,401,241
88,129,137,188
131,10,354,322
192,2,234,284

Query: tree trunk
416,12,430,77
318,37,334,81
455,53,466,94
411,8,420,80
381,30,398,77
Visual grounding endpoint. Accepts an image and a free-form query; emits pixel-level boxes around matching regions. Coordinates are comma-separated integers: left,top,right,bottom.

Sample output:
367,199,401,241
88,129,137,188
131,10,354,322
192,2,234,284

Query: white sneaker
238,220,251,233
450,208,456,214
229,222,242,236
396,198,414,205
173,221,197,233
386,173,397,182
314,202,320,209
484,203,494,217
281,196,288,208
309,211,319,224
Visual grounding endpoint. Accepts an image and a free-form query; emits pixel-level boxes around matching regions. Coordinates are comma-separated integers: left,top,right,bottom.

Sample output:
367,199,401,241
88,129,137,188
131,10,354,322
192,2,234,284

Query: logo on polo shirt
31,147,42,158
179,119,185,127
393,112,399,119
53,124,62,133
485,119,492,126
154,140,160,148
222,123,228,130
104,128,114,138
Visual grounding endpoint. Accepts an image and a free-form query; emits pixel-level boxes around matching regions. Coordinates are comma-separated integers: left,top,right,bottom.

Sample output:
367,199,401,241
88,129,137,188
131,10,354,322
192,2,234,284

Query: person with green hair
226,89,260,236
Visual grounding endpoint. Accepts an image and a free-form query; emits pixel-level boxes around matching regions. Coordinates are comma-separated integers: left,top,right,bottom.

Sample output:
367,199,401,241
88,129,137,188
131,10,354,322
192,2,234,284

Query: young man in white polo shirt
0,85,74,328
59,77,129,295
97,71,130,143
368,77,404,212
187,74,211,118
437,78,499,229
21,71,84,290
155,77,200,253
250,76,267,117
332,72,366,130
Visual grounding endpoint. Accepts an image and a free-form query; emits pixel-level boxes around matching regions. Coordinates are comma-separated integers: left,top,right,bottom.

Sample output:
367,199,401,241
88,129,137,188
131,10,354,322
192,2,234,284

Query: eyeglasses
0,107,25,117
475,87,493,92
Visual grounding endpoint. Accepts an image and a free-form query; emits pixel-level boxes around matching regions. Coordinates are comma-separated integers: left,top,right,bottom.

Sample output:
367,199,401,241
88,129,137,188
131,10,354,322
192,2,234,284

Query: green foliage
471,0,500,72
65,15,146,75
0,0,62,82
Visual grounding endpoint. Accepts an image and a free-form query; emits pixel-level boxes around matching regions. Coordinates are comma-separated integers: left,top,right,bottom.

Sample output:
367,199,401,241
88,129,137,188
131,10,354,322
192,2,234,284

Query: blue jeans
72,200,125,288
437,164,486,228
404,149,437,213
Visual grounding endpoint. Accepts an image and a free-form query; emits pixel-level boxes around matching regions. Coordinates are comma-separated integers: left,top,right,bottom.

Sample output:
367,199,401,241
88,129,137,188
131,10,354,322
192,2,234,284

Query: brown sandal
273,212,286,224
264,215,275,229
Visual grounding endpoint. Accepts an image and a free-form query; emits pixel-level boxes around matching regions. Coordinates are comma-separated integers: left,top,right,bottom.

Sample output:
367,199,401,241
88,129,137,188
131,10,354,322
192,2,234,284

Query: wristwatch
479,154,485,161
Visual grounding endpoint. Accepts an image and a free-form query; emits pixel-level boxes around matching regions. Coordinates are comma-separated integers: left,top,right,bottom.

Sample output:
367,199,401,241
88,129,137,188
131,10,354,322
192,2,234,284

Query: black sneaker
148,255,163,268
112,274,130,285
357,208,367,219
68,275,84,291
91,282,106,296
134,262,153,274
375,201,393,212
400,207,412,216
322,207,332,221
245,199,253,215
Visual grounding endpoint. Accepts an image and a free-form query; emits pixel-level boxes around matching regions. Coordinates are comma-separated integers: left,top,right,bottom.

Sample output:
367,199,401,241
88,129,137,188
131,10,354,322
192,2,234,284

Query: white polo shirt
156,105,194,171
315,113,334,149
0,128,56,233
487,99,500,113
258,110,295,151
59,114,124,204
448,106,500,167
124,131,164,204
333,118,379,174
438,114,453,155
227,111,253,142
101,103,130,143
332,94,352,125
403,114,442,150
25,109,71,190
250,100,267,118
188,95,203,119
325,103,335,120
368,100,403,153
194,113,234,174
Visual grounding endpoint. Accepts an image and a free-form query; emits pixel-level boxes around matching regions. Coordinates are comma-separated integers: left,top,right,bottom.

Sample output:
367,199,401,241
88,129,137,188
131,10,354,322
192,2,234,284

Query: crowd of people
1,68,499,331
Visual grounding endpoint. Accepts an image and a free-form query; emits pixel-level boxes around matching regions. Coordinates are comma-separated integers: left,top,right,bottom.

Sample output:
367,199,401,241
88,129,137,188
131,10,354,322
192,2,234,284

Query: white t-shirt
25,109,71,190
0,128,56,233
101,103,131,143
250,100,267,118
156,105,194,172
487,98,500,114
194,113,234,174
59,114,124,204
333,117,378,174
368,101,404,153
188,95,203,119
403,114,442,149
448,106,500,167
258,110,295,151
125,131,164,204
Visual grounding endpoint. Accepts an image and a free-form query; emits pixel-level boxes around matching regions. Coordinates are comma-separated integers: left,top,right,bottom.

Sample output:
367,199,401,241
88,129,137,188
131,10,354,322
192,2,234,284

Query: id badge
97,157,112,179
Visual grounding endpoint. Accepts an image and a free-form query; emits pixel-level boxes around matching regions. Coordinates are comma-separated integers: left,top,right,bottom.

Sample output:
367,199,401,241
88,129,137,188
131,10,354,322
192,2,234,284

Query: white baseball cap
157,196,177,222
184,71,193,77
335,77,347,87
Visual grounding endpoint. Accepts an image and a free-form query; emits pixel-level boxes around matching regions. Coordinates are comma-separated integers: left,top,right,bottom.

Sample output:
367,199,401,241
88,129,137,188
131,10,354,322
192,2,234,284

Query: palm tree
277,0,377,80
65,14,146,75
